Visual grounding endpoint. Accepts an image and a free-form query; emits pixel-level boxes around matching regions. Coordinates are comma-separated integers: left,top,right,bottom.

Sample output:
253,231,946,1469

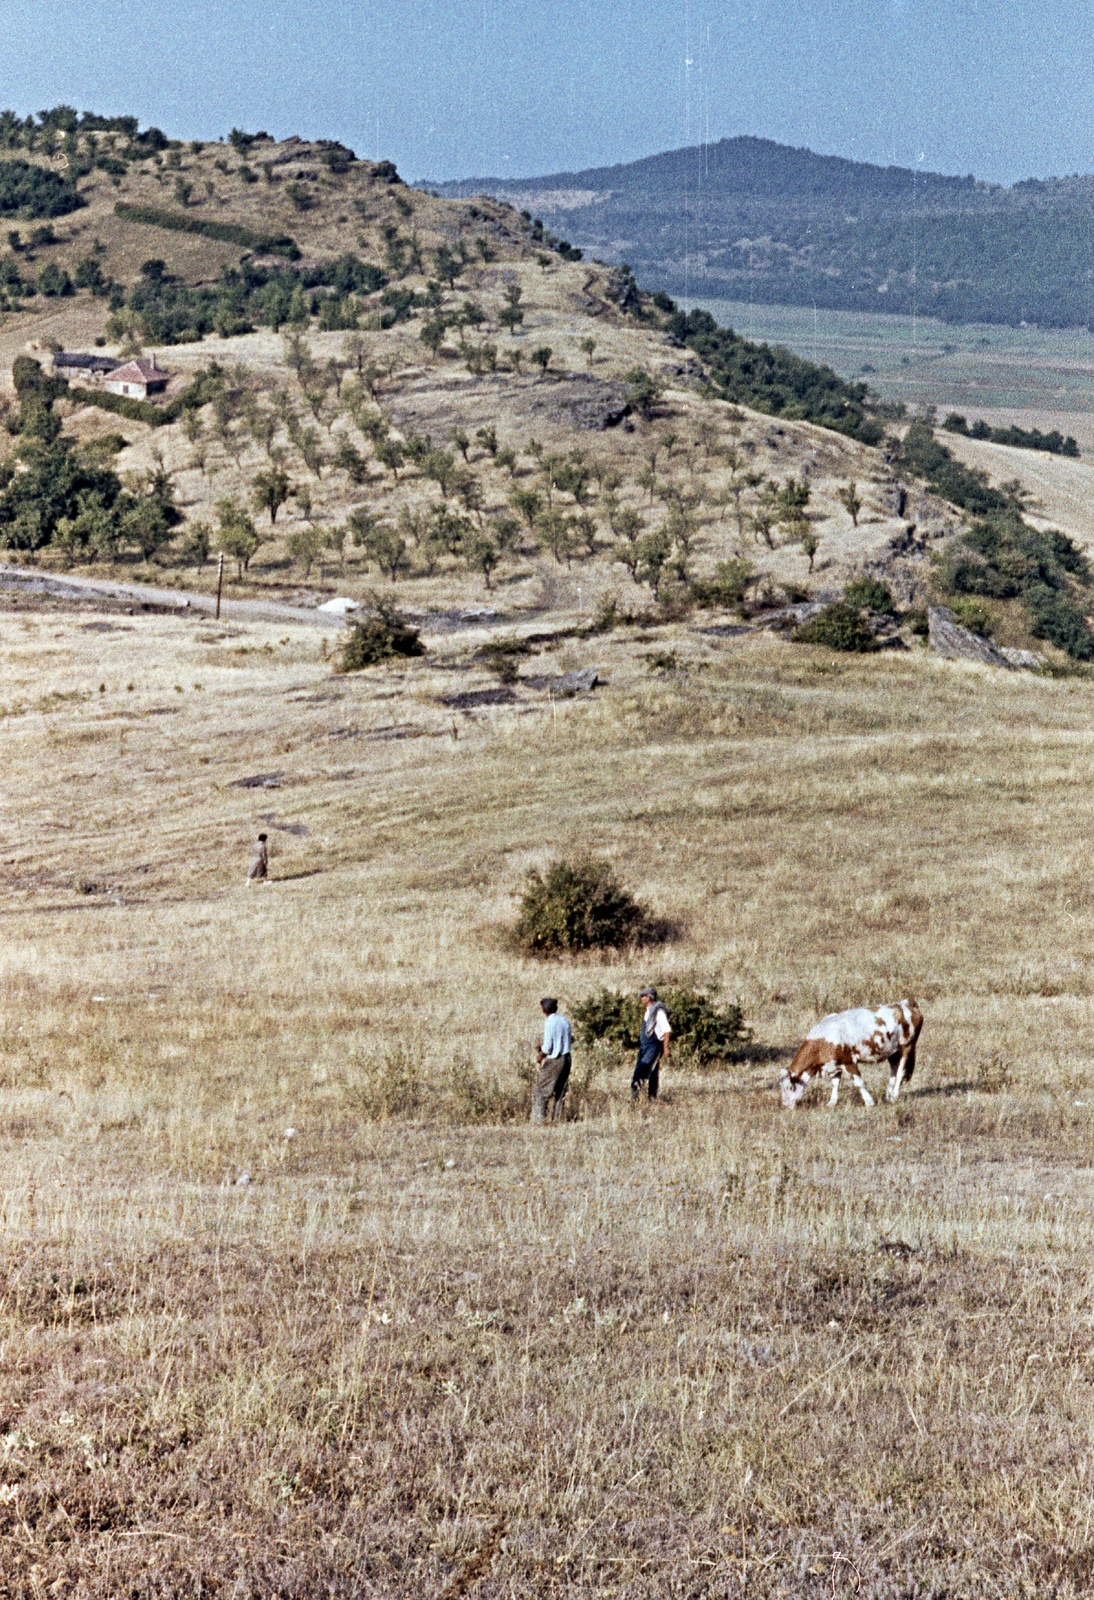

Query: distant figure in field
632,985,671,1102
247,833,269,884
531,997,572,1124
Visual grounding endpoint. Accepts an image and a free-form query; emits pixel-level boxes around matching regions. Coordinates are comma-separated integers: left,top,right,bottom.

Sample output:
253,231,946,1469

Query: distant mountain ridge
433,136,1094,329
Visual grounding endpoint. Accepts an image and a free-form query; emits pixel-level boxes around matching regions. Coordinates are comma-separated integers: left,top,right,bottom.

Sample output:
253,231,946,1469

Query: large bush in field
337,601,424,672
516,856,648,954
573,984,749,1066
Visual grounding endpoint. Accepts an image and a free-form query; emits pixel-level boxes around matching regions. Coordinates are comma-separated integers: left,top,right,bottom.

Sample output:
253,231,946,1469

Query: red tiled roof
107,357,171,383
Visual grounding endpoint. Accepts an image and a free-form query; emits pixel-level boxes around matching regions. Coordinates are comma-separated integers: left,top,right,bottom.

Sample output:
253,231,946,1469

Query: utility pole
215,550,224,619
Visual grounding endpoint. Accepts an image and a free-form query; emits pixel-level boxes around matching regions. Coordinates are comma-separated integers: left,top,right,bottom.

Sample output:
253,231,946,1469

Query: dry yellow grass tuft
1,600,1094,1592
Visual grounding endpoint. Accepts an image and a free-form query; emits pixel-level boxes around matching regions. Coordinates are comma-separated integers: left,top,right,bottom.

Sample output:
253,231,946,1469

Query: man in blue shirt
531,997,572,1124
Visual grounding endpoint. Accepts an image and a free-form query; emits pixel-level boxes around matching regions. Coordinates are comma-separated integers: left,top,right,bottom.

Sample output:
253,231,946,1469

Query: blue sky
1,0,1091,185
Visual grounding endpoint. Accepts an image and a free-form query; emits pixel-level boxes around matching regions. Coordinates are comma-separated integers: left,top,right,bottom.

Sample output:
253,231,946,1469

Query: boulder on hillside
928,606,1014,668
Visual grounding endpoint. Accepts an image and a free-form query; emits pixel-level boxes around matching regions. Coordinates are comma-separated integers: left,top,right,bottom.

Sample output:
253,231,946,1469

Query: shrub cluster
666,305,884,445
0,158,83,218
572,984,749,1067
794,600,876,653
109,253,385,344
691,557,753,610
336,601,424,672
934,512,1094,659
516,856,648,954
843,575,894,613
895,421,1011,515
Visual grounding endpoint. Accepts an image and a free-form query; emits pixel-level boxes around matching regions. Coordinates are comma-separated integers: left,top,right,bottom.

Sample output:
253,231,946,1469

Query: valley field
3,601,1094,1595
683,296,1094,448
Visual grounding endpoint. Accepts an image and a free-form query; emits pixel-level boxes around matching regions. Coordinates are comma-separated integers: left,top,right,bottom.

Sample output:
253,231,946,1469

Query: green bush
0,159,83,219
515,856,648,954
934,511,1094,659
843,574,894,613
948,596,994,636
794,601,876,652
573,983,749,1067
336,601,424,672
691,557,753,609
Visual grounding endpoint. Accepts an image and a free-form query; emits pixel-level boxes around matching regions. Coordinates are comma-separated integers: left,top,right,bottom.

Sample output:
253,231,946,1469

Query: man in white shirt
531,997,572,1124
632,985,671,1101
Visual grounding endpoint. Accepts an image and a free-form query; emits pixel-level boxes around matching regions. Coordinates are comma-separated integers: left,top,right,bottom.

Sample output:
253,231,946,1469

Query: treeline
0,105,173,182
660,301,884,445
114,203,299,259
0,357,186,561
110,254,388,344
896,420,1094,658
941,413,1079,457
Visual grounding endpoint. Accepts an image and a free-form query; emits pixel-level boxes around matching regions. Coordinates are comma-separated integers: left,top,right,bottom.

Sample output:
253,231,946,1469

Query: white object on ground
317,597,360,616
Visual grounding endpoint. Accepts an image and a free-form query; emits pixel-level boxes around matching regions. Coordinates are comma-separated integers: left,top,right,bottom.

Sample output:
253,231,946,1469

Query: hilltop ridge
2,106,1089,667
434,134,1094,329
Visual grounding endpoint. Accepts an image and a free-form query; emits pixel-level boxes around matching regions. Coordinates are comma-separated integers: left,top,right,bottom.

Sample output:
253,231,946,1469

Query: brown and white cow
779,999,923,1108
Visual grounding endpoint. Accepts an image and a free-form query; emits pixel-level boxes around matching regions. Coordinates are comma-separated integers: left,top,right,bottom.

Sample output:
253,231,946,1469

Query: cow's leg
886,1047,904,1103
851,1067,875,1108
826,1066,841,1107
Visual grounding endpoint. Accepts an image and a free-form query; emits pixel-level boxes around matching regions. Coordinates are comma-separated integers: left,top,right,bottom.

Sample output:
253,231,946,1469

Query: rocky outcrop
928,606,1015,667
521,373,631,431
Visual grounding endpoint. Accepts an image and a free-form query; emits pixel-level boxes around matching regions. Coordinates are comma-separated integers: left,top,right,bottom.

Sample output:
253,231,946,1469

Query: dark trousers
631,1054,660,1100
531,1053,571,1124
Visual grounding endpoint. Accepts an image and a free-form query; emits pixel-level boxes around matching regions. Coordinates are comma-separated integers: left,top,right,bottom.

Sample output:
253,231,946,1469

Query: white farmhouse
104,355,171,400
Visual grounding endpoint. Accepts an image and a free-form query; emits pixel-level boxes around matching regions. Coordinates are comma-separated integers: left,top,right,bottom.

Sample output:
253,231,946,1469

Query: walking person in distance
632,985,671,1102
247,833,269,884
531,997,572,1124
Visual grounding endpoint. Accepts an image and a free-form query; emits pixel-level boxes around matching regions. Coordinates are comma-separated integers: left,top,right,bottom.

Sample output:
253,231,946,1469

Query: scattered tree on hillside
214,497,259,576
837,481,863,526
286,523,325,578
465,530,500,589
498,284,524,333
251,465,291,524
626,368,663,421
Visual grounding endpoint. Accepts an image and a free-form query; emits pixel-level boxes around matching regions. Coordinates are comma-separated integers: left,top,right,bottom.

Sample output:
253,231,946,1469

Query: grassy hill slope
436,135,1094,329
6,110,1094,1598
2,108,1092,666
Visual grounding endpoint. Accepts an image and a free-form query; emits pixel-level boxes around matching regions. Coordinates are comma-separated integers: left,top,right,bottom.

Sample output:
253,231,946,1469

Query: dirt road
0,564,342,629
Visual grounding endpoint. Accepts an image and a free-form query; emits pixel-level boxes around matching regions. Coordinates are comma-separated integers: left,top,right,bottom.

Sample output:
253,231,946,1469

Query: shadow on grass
910,1080,979,1099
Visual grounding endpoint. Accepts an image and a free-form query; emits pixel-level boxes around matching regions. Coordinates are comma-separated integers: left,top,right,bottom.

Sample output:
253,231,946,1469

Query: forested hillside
436,136,1094,329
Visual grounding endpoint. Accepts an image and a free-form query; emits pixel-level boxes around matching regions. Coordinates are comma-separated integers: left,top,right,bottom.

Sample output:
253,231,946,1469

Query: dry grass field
4,596,1094,1595
9,119,1094,1599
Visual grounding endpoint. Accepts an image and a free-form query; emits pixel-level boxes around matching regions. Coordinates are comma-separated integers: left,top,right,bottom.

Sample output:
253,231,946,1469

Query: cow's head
778,1068,803,1109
